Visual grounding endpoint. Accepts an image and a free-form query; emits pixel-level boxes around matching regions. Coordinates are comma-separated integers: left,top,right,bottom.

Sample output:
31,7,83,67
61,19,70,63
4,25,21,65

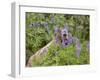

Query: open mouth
61,37,68,46
64,39,68,45
63,34,67,37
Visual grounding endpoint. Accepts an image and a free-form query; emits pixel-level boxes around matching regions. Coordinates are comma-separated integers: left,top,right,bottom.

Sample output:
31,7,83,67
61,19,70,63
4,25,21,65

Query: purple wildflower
67,33,73,44
54,27,60,35
44,22,48,27
75,38,81,58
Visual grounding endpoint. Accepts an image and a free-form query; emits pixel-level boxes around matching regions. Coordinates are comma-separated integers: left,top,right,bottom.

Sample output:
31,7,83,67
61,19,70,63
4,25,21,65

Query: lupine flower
67,33,73,44
54,27,60,35
44,22,48,27
75,38,81,58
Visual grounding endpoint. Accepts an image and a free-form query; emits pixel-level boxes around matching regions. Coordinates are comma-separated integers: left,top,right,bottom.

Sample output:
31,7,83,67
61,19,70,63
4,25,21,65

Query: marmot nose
63,34,66,36
65,42,68,45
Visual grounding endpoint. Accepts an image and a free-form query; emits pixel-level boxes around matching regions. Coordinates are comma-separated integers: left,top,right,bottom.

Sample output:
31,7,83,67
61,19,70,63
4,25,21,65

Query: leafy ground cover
26,12,90,66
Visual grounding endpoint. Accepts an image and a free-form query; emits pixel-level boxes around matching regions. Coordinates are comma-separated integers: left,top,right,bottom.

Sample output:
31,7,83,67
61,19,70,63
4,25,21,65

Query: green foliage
41,43,89,66
31,42,89,66
26,12,90,66
26,27,50,64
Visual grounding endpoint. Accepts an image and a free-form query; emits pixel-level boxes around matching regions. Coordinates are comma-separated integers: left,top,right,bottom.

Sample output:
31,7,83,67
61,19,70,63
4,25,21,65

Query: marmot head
54,26,69,46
